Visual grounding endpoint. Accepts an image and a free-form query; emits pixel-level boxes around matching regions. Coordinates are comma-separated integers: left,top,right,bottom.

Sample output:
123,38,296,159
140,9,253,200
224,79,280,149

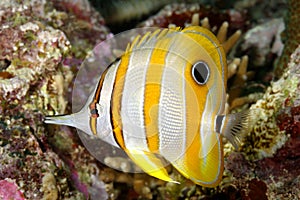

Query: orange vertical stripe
144,48,168,153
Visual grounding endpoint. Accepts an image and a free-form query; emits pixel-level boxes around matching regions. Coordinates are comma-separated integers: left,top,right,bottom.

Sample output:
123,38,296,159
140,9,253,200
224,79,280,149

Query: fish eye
191,61,210,85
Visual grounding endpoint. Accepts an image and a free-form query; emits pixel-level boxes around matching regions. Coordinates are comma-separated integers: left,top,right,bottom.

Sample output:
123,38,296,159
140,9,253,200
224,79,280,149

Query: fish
45,26,251,187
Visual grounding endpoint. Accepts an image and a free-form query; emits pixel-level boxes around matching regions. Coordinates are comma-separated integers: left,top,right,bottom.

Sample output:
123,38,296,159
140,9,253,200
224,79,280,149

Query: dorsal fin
125,27,182,54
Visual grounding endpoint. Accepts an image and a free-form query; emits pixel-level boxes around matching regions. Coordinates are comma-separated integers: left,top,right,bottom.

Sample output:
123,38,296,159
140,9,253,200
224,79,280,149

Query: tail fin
44,114,76,127
44,109,91,135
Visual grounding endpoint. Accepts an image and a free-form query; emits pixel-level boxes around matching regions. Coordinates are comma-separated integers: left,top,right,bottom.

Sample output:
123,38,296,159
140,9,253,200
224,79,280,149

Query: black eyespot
192,61,210,85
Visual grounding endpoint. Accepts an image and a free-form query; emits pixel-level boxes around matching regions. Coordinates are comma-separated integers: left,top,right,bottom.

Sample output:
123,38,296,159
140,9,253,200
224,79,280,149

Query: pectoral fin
215,110,254,149
125,149,178,183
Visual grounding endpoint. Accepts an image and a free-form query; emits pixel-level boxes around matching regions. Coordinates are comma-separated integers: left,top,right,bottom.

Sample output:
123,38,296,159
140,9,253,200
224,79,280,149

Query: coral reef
1,0,299,199
0,0,109,199
241,18,284,68
226,45,300,199
275,0,300,77
0,179,26,200
50,0,110,46
138,3,248,34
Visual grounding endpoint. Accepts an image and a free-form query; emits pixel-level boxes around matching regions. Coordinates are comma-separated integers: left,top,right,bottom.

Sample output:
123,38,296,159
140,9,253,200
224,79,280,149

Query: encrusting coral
0,21,71,109
0,179,26,200
241,59,298,160
275,0,300,77
226,45,300,199
0,0,109,199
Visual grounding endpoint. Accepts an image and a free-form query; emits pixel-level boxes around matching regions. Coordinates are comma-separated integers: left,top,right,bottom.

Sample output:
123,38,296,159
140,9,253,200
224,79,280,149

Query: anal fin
125,149,178,183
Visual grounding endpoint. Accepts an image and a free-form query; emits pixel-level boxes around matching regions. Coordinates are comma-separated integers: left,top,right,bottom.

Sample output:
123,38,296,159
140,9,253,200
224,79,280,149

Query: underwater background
0,0,299,199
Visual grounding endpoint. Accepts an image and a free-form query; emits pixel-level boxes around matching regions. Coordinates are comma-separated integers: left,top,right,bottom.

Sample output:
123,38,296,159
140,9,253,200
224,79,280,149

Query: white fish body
45,26,251,187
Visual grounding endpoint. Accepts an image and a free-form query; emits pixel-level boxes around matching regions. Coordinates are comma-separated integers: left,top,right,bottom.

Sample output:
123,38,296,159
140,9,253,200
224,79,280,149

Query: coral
139,3,248,34
41,173,58,200
0,22,71,106
50,0,110,46
225,45,300,199
0,0,109,199
228,55,250,105
0,179,26,200
241,44,300,160
0,124,76,199
0,3,74,199
275,0,300,77
228,18,285,107
241,18,284,68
